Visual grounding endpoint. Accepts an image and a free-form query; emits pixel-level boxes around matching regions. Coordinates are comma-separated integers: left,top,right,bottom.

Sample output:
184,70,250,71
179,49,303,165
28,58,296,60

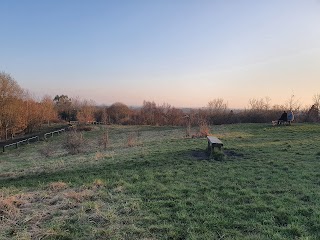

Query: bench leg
207,142,214,157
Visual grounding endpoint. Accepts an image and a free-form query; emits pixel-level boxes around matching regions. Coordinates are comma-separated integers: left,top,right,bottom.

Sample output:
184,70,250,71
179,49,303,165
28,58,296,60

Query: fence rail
2,127,68,153
2,136,40,152
44,128,66,139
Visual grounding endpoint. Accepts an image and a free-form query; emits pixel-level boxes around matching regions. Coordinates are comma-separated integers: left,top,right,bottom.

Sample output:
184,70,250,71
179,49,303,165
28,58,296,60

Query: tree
207,98,228,124
107,102,131,124
94,107,108,124
0,72,24,139
140,101,157,125
41,95,57,126
285,94,301,111
23,94,44,134
248,97,270,111
208,98,228,114
53,94,74,121
77,99,96,123
306,104,319,122
312,94,320,112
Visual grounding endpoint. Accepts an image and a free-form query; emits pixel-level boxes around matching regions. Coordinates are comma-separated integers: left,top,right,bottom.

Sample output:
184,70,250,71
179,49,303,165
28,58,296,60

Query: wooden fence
2,136,39,152
44,128,66,139
2,127,70,152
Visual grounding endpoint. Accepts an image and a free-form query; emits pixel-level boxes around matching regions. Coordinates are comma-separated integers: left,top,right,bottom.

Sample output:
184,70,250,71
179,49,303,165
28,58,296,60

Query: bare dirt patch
191,150,209,160
224,149,244,158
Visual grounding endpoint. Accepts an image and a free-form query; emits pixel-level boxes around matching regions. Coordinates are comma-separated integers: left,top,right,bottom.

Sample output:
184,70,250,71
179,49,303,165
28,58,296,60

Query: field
1,123,320,240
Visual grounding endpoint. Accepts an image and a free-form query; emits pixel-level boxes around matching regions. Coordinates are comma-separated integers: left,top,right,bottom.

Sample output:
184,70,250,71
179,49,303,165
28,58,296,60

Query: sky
1,0,320,108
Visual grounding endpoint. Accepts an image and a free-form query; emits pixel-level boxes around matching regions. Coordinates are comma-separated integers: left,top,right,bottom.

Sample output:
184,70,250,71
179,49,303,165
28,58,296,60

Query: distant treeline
1,72,320,140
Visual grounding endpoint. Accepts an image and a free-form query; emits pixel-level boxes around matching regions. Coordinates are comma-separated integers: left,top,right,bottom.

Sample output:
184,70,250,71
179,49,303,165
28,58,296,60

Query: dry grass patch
94,151,115,161
0,194,24,220
93,178,106,188
38,143,55,157
48,181,68,191
64,189,95,202
0,182,146,239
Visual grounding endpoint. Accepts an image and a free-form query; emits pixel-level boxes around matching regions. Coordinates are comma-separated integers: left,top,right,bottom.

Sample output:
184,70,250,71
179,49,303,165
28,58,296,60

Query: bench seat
207,136,223,156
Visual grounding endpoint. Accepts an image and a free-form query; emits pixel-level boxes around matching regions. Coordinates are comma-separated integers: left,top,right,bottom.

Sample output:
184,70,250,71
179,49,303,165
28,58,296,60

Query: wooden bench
272,120,293,126
279,120,292,125
207,136,223,156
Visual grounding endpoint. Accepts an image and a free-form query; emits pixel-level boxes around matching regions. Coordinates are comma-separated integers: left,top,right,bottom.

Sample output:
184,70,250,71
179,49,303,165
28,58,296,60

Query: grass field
1,123,320,240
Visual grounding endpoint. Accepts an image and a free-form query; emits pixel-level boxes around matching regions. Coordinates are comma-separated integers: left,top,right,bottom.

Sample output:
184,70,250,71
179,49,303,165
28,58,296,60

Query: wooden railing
44,128,66,139
2,126,72,152
2,136,39,152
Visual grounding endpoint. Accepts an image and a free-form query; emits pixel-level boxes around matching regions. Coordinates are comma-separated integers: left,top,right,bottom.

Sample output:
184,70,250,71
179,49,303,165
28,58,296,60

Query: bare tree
206,98,228,124
207,98,228,114
285,94,301,111
248,97,270,111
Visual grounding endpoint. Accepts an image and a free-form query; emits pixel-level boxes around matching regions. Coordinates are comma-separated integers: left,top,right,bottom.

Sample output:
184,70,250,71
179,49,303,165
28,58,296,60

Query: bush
127,132,137,147
63,131,85,154
194,121,210,138
98,127,109,150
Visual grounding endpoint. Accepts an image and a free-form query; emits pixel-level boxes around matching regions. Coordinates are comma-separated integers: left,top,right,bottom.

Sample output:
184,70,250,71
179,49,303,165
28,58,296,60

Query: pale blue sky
1,0,320,108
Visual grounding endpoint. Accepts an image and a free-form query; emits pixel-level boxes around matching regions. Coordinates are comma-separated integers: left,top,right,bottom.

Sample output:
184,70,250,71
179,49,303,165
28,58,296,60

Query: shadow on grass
0,146,246,189
190,149,208,160
0,148,200,188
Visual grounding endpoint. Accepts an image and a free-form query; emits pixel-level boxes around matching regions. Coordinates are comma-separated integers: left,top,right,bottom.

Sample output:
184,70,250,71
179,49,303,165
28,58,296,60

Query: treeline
0,72,57,140
1,72,320,140
56,96,319,127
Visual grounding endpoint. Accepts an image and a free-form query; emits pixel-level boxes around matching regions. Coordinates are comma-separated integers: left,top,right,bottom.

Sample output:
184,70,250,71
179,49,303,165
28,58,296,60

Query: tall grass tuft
127,132,137,147
99,126,109,150
39,143,54,157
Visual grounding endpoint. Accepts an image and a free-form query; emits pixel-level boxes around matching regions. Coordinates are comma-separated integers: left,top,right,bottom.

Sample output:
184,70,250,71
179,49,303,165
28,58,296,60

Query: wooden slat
207,136,223,145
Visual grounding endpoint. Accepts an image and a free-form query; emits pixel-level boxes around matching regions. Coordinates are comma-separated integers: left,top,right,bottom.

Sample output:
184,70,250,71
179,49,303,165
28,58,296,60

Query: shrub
63,131,85,154
195,121,210,137
98,127,109,150
127,132,137,147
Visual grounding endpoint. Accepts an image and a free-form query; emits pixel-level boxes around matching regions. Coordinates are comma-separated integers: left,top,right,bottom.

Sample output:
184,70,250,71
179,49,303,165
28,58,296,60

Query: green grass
1,123,320,239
